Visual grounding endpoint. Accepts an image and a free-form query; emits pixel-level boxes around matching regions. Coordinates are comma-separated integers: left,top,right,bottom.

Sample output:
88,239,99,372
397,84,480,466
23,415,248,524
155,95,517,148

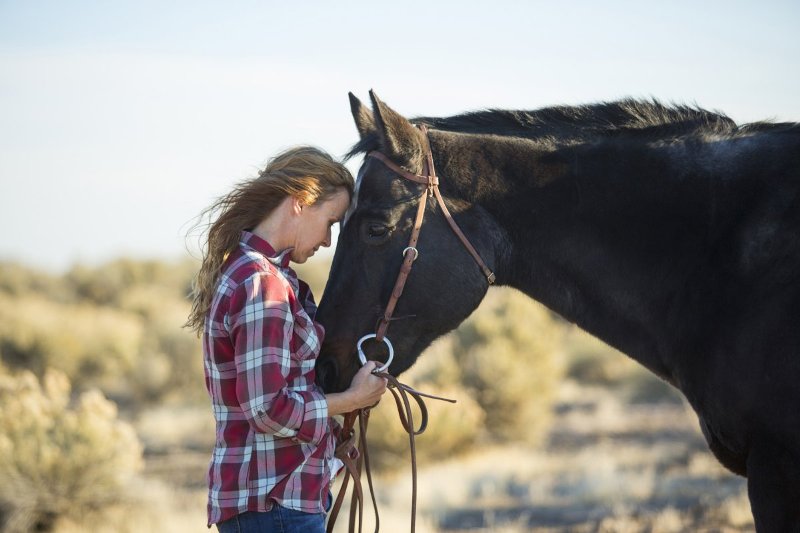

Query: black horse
315,91,800,531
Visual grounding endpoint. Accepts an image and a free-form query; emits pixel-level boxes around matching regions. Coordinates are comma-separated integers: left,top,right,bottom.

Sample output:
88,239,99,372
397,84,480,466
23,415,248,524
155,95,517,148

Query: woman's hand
326,361,388,415
348,361,389,408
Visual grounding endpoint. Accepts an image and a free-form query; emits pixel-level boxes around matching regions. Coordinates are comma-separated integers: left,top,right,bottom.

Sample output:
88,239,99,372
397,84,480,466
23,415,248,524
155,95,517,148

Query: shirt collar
240,230,292,268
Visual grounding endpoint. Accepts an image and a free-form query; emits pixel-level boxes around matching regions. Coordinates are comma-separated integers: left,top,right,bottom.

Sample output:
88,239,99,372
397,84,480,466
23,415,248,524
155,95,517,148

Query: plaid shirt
203,231,340,526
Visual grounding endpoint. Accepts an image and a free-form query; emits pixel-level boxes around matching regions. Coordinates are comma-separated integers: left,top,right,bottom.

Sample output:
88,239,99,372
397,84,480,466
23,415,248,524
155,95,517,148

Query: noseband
357,124,496,371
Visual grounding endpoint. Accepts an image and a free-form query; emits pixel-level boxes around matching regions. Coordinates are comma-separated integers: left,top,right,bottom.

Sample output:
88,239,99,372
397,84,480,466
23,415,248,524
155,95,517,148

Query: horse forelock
342,163,364,227
344,133,380,161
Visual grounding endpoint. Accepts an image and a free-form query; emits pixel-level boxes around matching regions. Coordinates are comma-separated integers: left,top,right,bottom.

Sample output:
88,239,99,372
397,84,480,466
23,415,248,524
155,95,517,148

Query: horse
314,90,800,531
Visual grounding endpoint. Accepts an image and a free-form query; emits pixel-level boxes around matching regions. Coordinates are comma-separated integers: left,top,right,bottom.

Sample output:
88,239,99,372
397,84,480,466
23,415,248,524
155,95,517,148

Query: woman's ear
291,195,304,216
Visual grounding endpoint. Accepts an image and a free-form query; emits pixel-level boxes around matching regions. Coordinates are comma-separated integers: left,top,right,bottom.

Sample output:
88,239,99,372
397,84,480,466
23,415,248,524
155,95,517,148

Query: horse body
316,92,800,530
490,127,800,474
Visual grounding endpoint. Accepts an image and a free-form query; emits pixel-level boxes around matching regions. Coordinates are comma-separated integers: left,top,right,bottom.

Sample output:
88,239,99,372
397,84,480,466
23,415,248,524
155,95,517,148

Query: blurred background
1,1,797,531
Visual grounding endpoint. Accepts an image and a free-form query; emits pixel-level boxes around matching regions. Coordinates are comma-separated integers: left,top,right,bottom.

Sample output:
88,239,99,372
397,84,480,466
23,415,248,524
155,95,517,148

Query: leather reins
327,372,455,533
326,124,495,533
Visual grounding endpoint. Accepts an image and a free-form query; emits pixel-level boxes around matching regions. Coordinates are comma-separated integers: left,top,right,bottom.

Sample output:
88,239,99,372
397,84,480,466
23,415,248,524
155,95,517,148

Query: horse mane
420,99,738,137
346,98,745,159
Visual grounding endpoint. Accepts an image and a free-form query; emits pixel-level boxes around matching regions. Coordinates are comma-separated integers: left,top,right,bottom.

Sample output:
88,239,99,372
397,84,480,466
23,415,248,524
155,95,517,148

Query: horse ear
349,92,376,139
369,90,424,163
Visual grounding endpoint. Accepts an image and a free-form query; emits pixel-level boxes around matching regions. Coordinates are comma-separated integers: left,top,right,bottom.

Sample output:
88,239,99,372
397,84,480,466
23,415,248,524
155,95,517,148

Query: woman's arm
229,271,331,445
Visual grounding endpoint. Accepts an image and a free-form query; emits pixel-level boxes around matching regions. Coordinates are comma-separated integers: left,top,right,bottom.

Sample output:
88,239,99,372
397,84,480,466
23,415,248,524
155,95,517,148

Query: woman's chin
291,252,310,264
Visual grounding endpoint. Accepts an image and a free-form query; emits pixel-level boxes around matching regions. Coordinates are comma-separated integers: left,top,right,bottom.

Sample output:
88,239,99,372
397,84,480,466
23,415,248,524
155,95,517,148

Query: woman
187,146,388,532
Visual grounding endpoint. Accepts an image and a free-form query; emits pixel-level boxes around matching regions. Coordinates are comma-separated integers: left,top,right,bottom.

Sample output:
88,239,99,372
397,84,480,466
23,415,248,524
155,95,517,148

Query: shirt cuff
294,389,330,445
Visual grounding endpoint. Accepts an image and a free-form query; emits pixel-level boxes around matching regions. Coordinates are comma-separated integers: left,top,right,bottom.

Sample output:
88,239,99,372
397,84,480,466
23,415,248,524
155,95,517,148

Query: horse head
315,91,501,393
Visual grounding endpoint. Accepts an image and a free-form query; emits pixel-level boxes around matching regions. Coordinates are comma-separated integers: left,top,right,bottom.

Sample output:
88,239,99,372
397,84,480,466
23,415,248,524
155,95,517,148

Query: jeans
217,495,332,533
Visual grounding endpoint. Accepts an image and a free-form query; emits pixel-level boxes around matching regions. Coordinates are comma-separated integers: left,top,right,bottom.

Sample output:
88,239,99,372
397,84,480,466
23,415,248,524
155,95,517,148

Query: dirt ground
382,380,755,532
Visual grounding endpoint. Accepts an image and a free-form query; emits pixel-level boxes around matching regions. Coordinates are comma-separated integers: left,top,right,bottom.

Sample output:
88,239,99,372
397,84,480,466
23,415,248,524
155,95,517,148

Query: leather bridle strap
372,155,431,342
368,125,495,343
369,151,439,186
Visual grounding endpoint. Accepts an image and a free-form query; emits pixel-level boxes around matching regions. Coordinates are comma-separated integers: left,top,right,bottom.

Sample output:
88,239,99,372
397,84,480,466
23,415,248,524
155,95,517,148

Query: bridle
356,124,496,373
327,125,495,533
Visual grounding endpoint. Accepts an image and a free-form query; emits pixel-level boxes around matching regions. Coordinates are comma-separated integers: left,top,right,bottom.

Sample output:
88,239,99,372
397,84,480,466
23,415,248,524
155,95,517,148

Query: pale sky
1,1,798,271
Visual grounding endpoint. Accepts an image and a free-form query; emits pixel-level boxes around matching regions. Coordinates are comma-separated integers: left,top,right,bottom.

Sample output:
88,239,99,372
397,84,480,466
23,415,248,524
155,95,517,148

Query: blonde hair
186,146,354,333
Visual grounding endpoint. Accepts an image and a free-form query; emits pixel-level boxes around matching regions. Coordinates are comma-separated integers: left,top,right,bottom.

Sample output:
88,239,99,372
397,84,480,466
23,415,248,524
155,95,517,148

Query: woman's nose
322,228,331,247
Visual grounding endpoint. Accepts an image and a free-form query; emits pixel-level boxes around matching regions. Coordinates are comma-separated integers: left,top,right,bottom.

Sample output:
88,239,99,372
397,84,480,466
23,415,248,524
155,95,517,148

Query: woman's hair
186,146,354,334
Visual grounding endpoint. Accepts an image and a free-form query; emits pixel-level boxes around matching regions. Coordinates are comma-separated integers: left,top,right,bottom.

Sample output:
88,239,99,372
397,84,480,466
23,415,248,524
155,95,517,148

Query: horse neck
435,131,758,381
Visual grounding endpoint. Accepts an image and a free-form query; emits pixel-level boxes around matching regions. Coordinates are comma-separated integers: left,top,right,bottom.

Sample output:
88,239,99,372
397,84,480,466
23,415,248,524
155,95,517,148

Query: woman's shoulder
220,247,287,291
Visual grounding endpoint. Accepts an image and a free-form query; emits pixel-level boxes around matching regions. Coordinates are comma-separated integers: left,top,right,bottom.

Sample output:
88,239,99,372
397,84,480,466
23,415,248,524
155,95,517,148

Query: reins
326,372,456,533
327,124,494,533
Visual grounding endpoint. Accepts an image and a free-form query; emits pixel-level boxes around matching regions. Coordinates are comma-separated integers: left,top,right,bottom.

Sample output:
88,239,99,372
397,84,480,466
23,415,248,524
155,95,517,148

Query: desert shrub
110,269,206,404
562,328,683,404
0,294,144,397
0,262,70,302
0,284,205,407
0,368,143,533
130,299,205,405
65,258,197,307
362,289,566,469
563,328,641,386
365,383,485,471
453,287,565,444
356,337,483,471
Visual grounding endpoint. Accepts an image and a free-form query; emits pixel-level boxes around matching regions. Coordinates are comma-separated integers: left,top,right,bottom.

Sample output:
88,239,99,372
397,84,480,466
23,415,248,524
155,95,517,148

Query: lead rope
326,372,456,533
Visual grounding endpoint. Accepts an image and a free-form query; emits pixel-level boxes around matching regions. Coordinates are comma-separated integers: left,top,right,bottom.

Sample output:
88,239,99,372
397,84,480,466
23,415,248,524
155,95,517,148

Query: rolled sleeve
293,389,330,444
229,271,328,445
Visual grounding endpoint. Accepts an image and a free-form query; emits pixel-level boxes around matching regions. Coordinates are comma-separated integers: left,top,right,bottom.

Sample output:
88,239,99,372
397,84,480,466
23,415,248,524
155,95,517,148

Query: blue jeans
217,495,331,533
216,505,325,533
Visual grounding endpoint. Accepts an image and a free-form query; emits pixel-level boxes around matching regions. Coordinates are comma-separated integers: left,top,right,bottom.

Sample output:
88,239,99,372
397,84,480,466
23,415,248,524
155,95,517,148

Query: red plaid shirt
203,231,340,526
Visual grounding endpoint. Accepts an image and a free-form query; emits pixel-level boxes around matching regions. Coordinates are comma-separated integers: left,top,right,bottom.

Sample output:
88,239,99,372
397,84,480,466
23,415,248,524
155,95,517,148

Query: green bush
0,368,143,532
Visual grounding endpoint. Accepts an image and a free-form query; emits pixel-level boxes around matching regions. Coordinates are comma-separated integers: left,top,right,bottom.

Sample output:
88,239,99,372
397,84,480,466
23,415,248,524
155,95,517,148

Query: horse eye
368,224,388,238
